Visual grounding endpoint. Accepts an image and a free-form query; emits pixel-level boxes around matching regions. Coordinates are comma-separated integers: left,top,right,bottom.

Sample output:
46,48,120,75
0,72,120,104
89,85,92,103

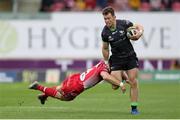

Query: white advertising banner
0,12,180,59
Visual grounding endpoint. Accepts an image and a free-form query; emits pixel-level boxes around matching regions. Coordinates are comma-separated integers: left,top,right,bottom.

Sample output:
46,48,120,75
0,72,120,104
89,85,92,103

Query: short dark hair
102,6,115,16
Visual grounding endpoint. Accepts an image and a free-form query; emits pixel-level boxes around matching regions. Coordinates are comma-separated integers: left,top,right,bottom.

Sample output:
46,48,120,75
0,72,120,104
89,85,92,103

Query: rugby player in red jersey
29,60,129,104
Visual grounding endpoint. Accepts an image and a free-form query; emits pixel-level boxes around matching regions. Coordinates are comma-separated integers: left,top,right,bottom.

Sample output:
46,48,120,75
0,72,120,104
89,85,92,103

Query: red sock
37,85,58,97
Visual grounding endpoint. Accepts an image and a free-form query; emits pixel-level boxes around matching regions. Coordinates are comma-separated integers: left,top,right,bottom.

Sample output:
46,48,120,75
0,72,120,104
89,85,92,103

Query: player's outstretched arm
100,71,126,93
100,71,120,85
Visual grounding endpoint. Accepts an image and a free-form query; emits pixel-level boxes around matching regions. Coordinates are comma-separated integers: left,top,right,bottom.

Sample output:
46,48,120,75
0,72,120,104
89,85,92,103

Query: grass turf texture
0,81,179,119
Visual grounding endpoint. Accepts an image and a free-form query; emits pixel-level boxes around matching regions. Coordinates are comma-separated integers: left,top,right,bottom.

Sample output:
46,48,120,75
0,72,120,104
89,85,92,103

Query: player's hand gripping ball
126,27,139,40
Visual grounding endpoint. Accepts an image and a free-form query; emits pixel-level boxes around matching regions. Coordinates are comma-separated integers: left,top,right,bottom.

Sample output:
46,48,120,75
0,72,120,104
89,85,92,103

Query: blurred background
0,0,180,83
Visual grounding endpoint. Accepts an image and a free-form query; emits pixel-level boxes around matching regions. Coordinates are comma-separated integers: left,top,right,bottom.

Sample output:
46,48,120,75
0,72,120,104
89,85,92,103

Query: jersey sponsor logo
108,36,114,41
116,37,126,43
119,30,125,36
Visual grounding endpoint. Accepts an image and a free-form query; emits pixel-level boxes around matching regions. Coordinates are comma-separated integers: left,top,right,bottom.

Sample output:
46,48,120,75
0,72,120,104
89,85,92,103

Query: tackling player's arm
100,71,126,93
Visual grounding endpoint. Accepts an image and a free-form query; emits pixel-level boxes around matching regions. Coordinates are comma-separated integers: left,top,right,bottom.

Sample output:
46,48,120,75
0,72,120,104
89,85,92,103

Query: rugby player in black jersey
101,6,144,115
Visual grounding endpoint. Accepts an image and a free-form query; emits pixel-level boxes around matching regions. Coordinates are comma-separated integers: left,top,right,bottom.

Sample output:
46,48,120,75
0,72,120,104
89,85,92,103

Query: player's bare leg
127,68,139,114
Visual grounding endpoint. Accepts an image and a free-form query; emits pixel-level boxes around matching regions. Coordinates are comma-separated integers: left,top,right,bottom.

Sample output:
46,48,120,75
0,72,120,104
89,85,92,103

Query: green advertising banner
139,70,180,81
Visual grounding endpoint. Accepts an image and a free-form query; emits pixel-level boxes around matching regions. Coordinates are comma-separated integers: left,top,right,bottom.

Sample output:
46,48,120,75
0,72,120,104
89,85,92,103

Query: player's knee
130,79,138,88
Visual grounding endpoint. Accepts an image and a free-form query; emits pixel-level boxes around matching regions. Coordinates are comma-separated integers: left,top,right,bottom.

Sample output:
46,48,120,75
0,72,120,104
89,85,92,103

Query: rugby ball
126,27,138,39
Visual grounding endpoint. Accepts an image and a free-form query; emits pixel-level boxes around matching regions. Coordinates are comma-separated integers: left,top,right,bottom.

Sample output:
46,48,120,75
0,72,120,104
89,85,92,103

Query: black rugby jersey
101,19,136,58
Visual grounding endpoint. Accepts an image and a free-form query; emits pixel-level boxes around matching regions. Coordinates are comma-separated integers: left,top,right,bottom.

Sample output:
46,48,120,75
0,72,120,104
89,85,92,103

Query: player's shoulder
117,19,133,29
95,60,109,72
117,19,131,25
102,25,109,32
101,26,109,36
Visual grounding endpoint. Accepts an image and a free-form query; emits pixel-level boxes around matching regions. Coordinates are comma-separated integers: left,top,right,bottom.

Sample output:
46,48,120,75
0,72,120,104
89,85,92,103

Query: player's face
103,13,116,28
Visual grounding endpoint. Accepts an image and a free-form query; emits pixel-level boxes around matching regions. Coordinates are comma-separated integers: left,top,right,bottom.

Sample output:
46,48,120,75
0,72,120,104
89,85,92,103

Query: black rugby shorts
109,55,139,71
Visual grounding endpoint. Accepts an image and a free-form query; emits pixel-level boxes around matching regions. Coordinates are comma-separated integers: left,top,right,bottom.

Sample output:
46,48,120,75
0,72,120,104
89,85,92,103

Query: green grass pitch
0,81,180,119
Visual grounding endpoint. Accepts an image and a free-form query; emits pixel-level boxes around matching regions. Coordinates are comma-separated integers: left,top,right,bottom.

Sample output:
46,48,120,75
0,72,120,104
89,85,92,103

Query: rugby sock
37,85,58,97
131,102,138,110
40,86,56,98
